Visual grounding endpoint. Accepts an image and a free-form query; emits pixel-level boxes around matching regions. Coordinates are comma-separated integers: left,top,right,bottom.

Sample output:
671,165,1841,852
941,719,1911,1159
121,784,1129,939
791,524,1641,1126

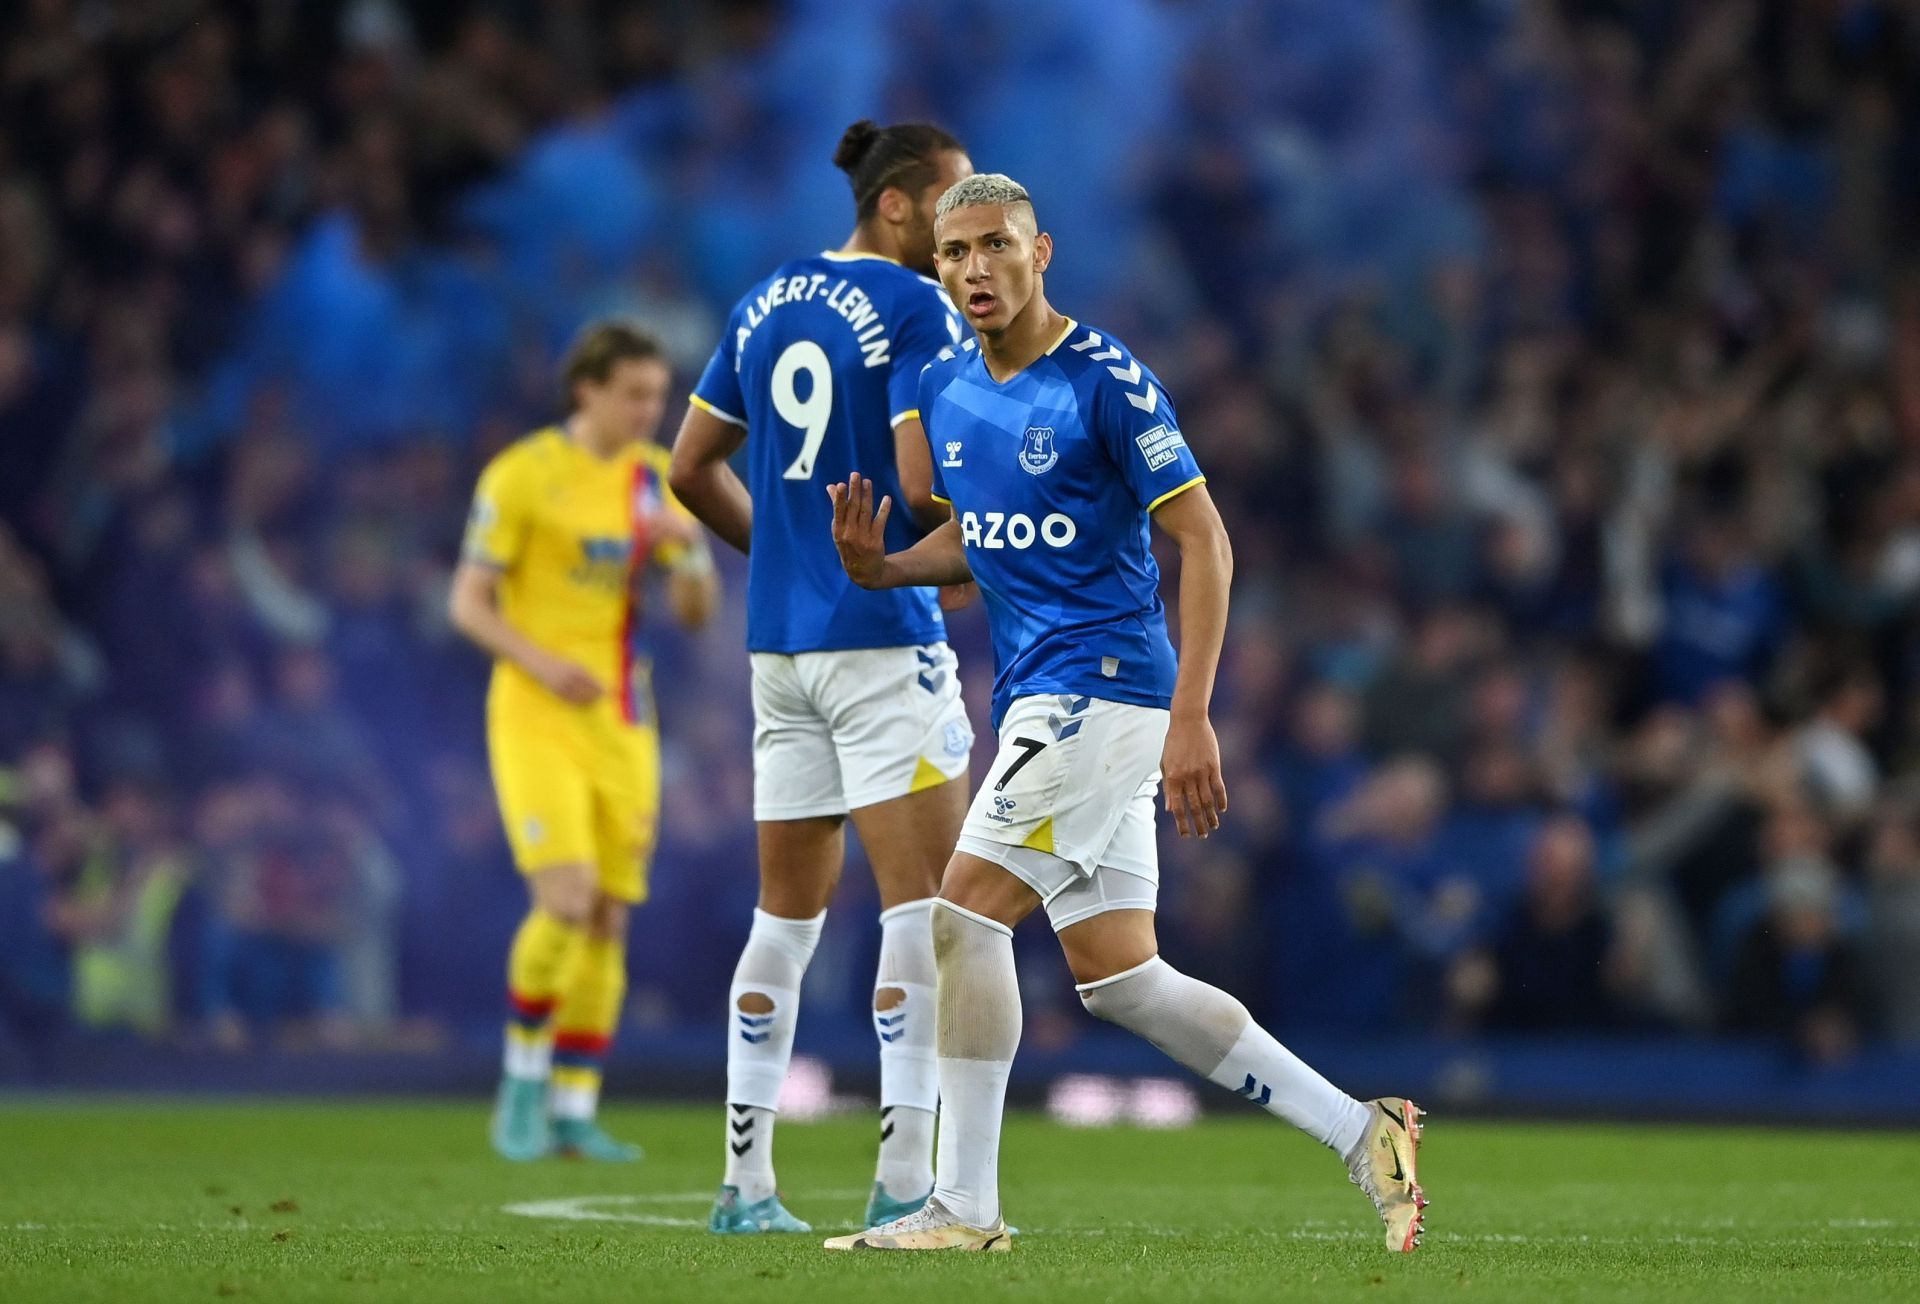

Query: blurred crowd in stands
3,0,1919,1072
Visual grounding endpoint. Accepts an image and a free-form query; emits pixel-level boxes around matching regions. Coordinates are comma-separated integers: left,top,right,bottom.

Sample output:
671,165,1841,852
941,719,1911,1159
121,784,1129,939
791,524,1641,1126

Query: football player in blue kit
822,174,1429,1255
669,121,975,1235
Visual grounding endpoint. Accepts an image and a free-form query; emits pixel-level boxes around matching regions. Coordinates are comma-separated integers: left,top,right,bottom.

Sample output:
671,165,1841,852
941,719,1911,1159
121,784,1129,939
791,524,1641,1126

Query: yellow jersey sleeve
464,449,532,571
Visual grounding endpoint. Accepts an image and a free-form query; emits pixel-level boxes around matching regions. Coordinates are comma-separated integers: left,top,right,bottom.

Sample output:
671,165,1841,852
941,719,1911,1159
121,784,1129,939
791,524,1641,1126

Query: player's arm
647,504,722,630
888,291,961,532
829,471,972,589
1152,483,1232,839
896,352,978,606
665,548,720,629
667,404,752,554
643,456,722,630
893,415,947,530
892,414,975,609
446,562,602,705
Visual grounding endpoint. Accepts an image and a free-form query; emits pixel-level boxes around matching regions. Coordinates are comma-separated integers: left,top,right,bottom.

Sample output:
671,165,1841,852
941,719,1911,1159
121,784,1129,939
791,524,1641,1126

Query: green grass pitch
1,1100,1915,1302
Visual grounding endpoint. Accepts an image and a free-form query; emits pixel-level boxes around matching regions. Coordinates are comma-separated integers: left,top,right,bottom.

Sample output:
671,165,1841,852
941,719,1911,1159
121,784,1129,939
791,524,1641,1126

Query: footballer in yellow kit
450,320,717,1161
473,430,675,902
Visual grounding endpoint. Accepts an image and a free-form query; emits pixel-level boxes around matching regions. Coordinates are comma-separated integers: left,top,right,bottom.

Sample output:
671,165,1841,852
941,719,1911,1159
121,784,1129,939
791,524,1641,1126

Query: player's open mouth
967,291,997,318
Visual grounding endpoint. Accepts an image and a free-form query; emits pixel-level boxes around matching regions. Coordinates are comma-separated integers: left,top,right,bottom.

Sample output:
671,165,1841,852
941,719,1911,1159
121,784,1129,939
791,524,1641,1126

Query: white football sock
502,1030,551,1081
1078,955,1371,1156
550,1077,597,1121
929,901,1020,1228
722,1103,776,1200
873,898,939,1199
723,907,824,1202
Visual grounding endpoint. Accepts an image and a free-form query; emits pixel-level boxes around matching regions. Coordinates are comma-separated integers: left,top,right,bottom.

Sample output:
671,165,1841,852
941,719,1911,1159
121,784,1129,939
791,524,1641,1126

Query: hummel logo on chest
942,441,964,468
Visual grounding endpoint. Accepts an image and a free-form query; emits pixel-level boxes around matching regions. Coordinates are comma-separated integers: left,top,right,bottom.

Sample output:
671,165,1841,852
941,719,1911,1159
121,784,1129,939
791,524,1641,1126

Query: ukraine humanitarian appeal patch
1134,424,1187,472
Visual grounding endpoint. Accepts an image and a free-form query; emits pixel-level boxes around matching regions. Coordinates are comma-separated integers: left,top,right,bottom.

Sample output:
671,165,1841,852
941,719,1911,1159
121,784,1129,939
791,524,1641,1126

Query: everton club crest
1019,426,1058,476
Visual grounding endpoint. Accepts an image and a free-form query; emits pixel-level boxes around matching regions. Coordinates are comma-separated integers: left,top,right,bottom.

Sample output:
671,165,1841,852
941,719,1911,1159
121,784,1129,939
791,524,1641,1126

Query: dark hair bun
834,119,881,173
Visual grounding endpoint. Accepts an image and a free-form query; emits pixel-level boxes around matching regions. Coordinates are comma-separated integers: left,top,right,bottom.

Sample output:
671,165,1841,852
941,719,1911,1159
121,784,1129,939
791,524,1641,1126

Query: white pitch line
500,1200,702,1229
499,1197,1917,1248
501,1190,871,1229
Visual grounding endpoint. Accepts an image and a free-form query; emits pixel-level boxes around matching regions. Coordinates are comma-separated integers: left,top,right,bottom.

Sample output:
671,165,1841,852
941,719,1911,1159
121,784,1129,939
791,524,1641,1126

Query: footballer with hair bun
671,120,977,1236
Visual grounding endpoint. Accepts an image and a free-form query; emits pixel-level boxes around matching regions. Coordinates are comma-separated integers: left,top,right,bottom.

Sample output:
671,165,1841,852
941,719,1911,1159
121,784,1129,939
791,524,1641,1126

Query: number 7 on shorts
994,737,1048,792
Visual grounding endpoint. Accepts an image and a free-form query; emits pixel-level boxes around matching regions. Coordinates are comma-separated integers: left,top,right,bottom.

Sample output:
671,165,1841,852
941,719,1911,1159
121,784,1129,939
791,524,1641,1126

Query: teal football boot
709,1185,812,1234
551,1117,643,1162
863,1181,931,1229
489,1078,549,1161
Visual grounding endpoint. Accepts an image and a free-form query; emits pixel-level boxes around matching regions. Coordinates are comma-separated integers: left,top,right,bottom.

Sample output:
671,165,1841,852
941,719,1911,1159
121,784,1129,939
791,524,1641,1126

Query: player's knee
533,866,596,927
873,862,941,911
736,991,776,1016
588,896,629,939
553,894,594,929
1075,954,1171,1027
755,855,840,918
874,985,906,1012
1077,976,1139,1026
929,900,967,965
548,904,590,931
936,853,1037,931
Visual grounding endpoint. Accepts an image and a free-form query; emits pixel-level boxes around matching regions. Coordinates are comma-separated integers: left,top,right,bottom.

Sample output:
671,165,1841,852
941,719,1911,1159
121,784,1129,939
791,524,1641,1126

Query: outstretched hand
827,471,892,589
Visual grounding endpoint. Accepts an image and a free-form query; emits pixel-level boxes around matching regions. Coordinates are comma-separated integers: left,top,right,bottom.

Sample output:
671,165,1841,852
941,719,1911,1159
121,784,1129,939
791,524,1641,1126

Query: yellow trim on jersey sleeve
928,492,951,506
689,393,746,426
890,408,921,427
1043,317,1080,355
1147,475,1207,514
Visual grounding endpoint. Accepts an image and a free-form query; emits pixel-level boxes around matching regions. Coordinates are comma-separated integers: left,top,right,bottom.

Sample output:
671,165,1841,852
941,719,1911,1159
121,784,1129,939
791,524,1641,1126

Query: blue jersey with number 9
691,251,962,653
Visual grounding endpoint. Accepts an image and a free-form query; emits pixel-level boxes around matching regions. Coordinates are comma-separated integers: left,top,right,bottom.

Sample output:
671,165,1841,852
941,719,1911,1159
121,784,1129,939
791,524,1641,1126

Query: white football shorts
750,643,973,820
956,693,1168,931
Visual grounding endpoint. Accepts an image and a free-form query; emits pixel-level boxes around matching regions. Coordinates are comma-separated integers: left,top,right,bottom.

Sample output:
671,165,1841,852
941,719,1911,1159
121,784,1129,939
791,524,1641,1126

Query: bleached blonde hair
934,173,1035,230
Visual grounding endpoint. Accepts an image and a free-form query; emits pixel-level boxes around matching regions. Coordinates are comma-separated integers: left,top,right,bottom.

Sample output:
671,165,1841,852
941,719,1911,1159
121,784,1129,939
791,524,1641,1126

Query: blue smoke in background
182,0,1486,456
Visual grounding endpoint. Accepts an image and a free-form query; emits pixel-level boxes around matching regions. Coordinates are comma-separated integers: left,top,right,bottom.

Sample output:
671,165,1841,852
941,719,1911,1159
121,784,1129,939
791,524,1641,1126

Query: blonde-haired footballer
450,319,718,1161
824,175,1426,1252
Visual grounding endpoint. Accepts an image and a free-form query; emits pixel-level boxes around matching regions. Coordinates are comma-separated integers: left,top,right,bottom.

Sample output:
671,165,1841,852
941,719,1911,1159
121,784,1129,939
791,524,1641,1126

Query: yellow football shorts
486,672,660,904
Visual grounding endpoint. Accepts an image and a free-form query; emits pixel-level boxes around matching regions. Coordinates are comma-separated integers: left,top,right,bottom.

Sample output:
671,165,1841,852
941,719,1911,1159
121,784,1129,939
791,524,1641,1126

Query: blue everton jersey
921,319,1206,727
692,251,963,653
